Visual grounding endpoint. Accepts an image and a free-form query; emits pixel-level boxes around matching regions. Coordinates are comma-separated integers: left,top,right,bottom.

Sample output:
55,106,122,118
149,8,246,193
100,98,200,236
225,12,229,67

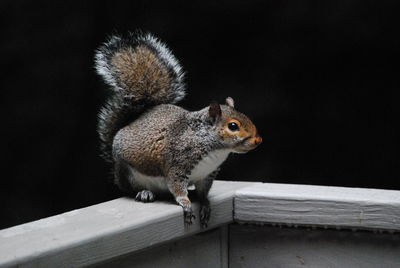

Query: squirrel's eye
228,122,239,131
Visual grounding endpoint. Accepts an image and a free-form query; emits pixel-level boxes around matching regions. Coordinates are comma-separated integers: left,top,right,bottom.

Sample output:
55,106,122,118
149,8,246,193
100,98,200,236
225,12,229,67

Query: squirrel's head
208,97,262,153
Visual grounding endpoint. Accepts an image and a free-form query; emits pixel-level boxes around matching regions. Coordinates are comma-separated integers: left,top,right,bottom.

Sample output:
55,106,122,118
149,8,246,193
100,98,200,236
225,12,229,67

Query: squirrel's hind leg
114,157,156,203
114,158,137,196
195,169,218,228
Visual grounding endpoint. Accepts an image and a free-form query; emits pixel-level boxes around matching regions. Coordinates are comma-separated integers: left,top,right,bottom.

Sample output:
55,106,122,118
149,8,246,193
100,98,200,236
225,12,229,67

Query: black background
1,1,398,229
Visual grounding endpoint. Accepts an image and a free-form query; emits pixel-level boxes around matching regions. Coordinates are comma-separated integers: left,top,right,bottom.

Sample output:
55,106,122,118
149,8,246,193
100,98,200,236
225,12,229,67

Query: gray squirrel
95,32,262,226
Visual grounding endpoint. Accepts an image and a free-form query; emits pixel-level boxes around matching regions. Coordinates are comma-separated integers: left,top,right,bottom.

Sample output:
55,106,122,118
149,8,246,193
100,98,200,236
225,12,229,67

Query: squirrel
94,32,262,227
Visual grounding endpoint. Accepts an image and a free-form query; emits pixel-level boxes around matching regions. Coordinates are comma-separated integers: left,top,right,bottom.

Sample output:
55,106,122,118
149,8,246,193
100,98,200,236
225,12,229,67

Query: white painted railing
1,181,399,268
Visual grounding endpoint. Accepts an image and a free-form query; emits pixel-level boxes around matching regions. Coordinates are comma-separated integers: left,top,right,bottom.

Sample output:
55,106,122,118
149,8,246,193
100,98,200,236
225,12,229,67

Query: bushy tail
95,32,185,162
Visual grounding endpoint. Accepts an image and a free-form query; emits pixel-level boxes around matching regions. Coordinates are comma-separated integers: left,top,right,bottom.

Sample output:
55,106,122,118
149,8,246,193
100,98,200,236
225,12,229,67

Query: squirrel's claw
135,190,155,203
200,204,211,228
184,208,196,225
175,196,195,225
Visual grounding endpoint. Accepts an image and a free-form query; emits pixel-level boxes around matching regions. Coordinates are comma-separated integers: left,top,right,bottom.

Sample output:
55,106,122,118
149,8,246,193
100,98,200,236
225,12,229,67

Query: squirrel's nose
248,135,262,147
254,135,262,146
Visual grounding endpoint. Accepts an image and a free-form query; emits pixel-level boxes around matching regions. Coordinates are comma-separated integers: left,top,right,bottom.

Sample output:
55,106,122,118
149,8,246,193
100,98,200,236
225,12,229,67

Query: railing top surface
236,183,400,203
235,183,400,231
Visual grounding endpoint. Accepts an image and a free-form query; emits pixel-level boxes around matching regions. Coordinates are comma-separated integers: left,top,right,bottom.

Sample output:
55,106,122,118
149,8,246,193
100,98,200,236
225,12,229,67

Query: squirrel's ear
209,101,222,123
225,97,235,108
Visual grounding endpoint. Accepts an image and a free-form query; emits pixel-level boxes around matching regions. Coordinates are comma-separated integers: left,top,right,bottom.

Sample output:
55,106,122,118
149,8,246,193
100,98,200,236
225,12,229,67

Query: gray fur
112,104,226,181
95,32,261,226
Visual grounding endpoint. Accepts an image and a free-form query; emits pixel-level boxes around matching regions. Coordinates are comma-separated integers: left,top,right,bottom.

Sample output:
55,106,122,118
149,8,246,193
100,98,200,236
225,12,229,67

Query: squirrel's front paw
183,207,196,225
176,197,196,225
200,204,211,228
135,190,155,203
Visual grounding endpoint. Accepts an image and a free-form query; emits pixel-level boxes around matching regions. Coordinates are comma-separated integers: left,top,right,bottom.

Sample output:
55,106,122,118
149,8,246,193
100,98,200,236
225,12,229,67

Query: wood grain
235,183,400,231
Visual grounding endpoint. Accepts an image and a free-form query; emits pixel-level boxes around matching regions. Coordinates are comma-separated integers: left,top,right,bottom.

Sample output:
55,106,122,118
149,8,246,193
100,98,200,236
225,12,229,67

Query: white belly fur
128,149,231,192
187,149,231,183
128,166,168,192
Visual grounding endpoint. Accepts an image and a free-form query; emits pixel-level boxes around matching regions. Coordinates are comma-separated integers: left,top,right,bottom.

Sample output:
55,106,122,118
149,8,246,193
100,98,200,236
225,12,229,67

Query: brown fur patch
117,126,168,177
111,46,172,101
169,180,189,198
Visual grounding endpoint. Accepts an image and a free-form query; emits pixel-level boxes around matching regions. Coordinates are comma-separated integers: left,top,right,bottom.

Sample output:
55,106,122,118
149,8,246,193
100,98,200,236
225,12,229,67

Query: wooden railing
1,181,399,268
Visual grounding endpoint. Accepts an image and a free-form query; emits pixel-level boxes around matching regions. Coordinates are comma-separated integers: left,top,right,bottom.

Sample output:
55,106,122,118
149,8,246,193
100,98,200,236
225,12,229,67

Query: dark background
1,0,398,229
